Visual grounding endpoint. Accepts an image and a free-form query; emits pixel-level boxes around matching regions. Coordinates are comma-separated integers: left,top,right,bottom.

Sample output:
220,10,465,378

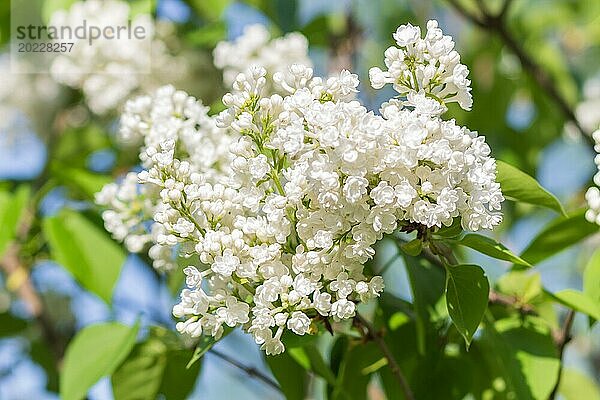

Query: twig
498,0,513,20
354,313,415,400
445,0,592,145
548,309,576,400
208,348,282,393
488,290,536,315
328,15,362,73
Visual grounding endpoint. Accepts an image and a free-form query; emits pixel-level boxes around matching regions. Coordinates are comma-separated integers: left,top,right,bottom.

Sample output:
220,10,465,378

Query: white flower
371,182,396,206
263,337,285,355
368,67,390,90
184,266,203,288
406,91,447,117
371,20,473,112
214,24,311,93
287,311,311,335
216,297,250,327
343,176,369,203
393,23,421,46
586,129,600,225
331,299,356,320
313,292,332,315
212,249,240,277
248,154,270,180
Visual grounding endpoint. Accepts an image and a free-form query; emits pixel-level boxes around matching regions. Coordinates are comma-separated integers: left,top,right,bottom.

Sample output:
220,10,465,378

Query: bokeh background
1,0,599,399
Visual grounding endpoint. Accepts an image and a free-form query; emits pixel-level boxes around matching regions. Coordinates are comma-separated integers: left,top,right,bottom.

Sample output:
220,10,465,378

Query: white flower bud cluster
369,20,473,112
50,0,188,115
97,85,234,270
95,172,157,253
213,24,312,93
585,129,600,225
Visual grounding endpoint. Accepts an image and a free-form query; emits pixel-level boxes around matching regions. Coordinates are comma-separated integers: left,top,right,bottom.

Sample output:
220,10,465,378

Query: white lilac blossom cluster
369,20,473,112
585,129,600,225
96,85,233,270
98,20,503,355
50,0,188,115
213,24,311,93
95,25,311,270
147,66,386,355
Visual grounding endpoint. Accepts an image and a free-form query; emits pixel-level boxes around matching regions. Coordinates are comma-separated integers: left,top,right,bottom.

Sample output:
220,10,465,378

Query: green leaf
185,0,232,20
241,0,299,31
0,185,30,258
304,345,336,385
159,349,202,399
456,234,532,267
112,334,202,400
497,271,542,304
280,329,320,348
51,165,112,199
433,217,462,238
400,238,422,256
559,368,600,400
266,352,306,400
496,160,565,215
401,254,446,354
549,289,600,320
112,338,167,400
186,22,227,48
330,339,381,400
519,210,598,265
61,322,139,400
54,125,110,167
30,340,59,391
584,248,600,306
287,345,336,386
0,312,27,337
42,210,126,303
478,316,560,400
445,264,490,347
128,0,157,17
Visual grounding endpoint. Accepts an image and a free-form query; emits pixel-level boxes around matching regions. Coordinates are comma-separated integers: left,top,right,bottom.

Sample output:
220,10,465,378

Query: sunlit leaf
559,368,600,400
584,248,600,306
478,316,560,400
456,234,531,267
42,210,125,303
520,210,598,265
549,289,600,321
61,322,139,400
496,160,565,215
496,271,542,304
